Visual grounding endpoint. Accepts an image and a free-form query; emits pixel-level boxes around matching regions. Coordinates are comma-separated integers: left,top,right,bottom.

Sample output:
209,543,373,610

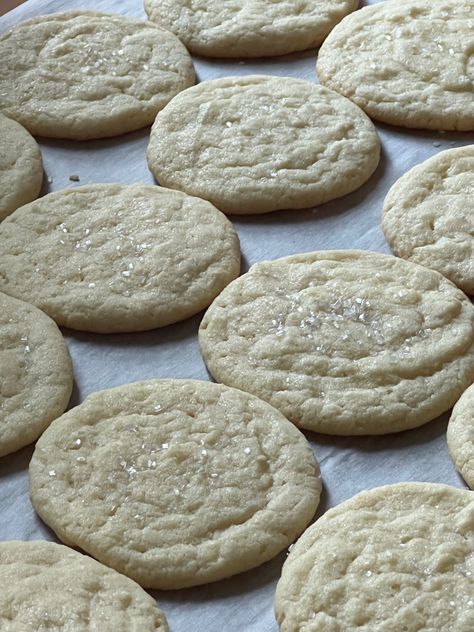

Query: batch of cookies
0,0,473,630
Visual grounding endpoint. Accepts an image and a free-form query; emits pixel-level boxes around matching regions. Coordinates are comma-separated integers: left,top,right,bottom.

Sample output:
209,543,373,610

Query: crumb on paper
47,176,53,184
69,175,80,182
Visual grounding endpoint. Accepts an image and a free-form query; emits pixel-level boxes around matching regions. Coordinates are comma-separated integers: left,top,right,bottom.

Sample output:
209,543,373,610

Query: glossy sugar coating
317,0,474,131
0,114,43,222
147,75,380,214
199,250,474,435
383,145,474,295
0,292,72,458
29,379,321,589
0,183,240,333
275,483,474,631
447,383,474,489
0,11,194,139
144,0,358,58
0,541,168,631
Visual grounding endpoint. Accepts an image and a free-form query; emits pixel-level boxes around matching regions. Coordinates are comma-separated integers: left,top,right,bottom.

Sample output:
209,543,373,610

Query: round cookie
147,75,380,214
29,379,321,589
0,11,195,140
275,483,474,631
144,0,358,58
0,292,72,458
0,184,240,333
316,0,474,131
199,250,474,435
383,145,474,295
0,113,43,222
447,383,474,489
0,540,168,631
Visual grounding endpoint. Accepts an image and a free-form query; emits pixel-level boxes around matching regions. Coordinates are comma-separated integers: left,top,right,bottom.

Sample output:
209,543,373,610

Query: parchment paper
1,1,473,630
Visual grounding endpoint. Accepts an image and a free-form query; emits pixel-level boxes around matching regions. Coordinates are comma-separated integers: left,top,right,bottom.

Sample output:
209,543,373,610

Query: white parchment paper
1,1,473,630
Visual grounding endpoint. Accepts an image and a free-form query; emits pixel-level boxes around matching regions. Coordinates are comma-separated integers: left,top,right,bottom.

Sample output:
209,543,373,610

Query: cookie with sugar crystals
199,250,474,435
447,383,474,489
275,482,474,631
0,113,43,222
0,291,72,458
29,379,321,589
144,0,358,58
317,0,474,130
147,75,380,214
0,540,168,631
0,184,240,333
383,145,474,295
0,11,194,139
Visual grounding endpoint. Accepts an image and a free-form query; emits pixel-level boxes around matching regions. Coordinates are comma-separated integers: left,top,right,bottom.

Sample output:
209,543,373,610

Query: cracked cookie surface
29,379,321,589
0,11,194,139
147,75,380,214
144,0,357,58
317,0,474,130
383,145,474,295
0,183,240,333
275,483,474,631
199,250,474,435
0,114,43,222
0,292,72,458
0,540,168,631
447,383,474,489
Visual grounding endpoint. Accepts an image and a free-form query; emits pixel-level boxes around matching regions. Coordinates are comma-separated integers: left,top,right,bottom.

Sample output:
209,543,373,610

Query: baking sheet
1,0,473,629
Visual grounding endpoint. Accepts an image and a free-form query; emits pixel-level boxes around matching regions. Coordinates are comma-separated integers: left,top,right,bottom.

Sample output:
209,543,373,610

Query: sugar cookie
0,113,43,222
447,383,474,489
0,540,168,630
199,250,474,434
317,0,474,130
0,292,72,458
383,145,474,295
147,75,380,214
0,11,194,139
275,483,474,631
29,379,321,589
144,0,358,58
0,184,240,333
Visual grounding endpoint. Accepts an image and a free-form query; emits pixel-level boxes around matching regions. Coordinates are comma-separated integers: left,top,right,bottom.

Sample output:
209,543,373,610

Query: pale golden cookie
0,113,42,222
0,184,240,333
199,250,474,435
317,0,474,130
29,379,321,589
383,145,474,295
0,292,72,458
0,11,194,139
447,383,474,489
0,540,168,631
147,75,380,214
275,483,474,631
144,0,358,58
